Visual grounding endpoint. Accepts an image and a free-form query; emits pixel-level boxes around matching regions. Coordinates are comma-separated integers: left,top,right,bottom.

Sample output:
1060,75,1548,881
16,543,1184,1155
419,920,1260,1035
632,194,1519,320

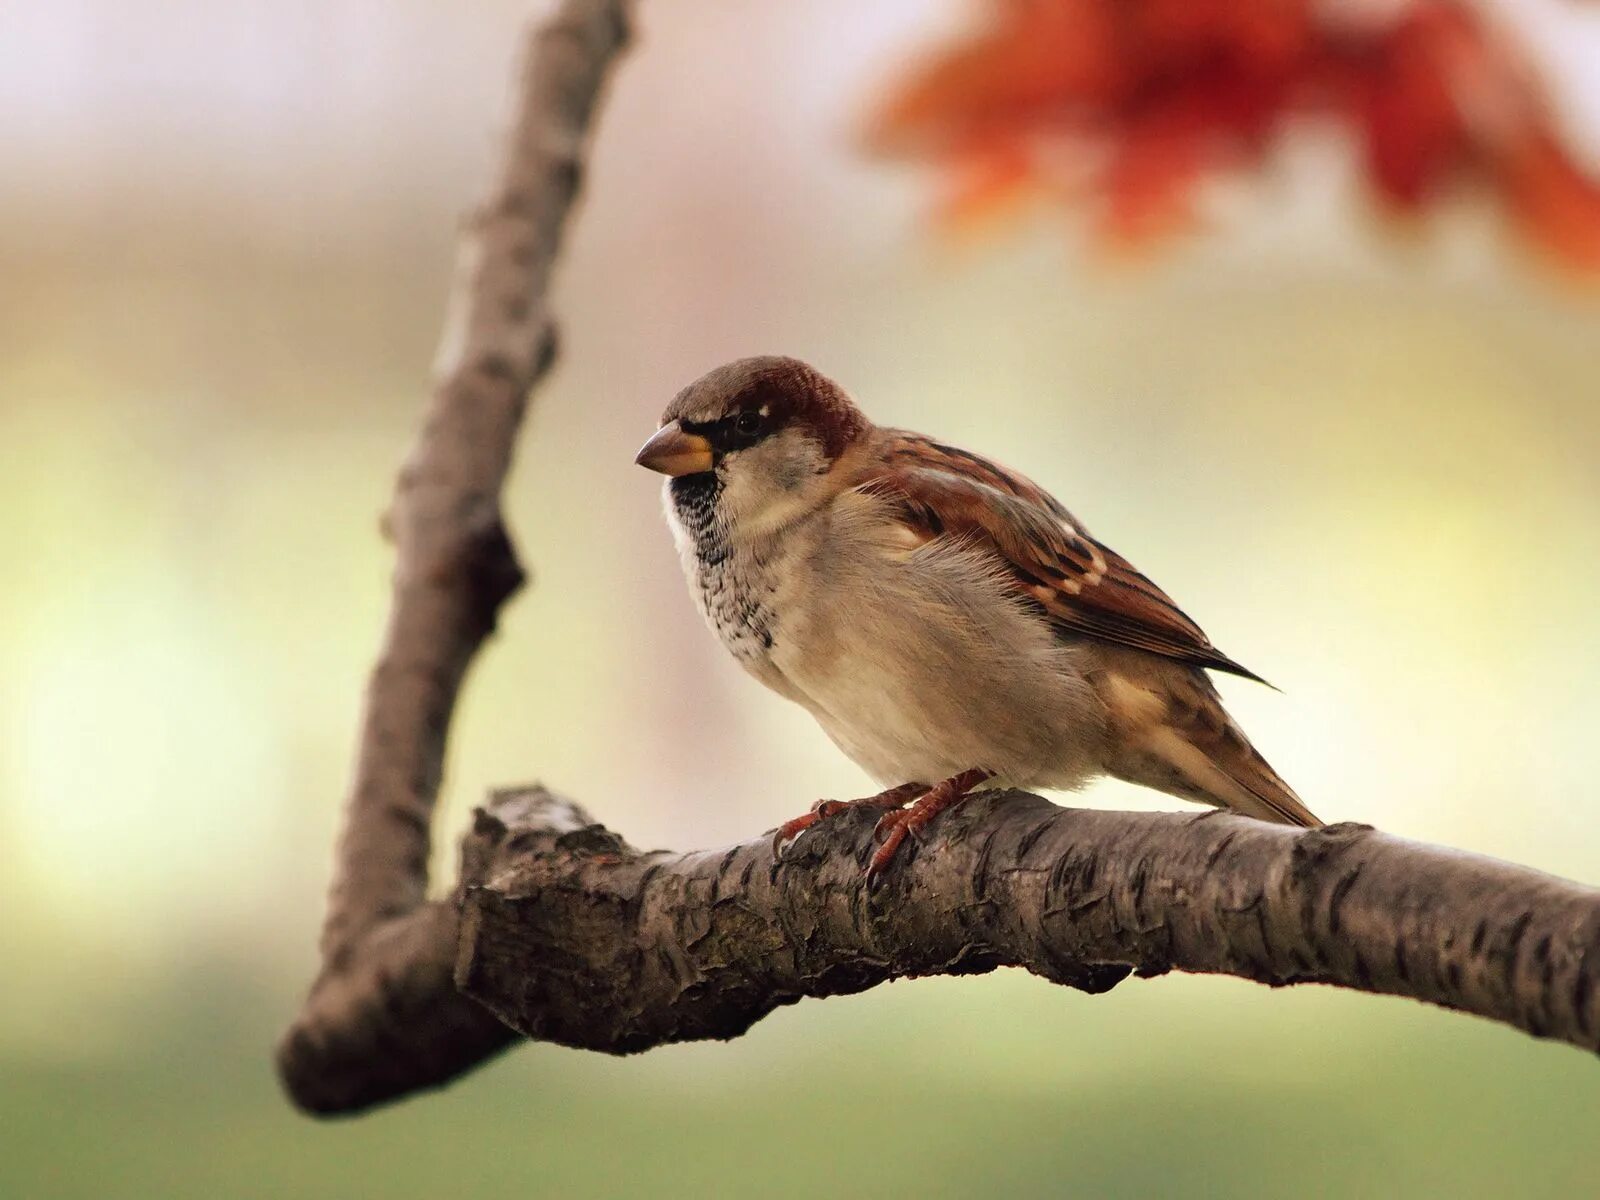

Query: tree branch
455,788,1600,1059
276,0,635,1115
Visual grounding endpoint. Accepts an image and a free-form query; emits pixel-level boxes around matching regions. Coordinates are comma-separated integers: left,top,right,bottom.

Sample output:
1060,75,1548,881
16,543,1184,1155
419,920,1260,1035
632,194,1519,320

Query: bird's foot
771,782,927,858
866,768,993,885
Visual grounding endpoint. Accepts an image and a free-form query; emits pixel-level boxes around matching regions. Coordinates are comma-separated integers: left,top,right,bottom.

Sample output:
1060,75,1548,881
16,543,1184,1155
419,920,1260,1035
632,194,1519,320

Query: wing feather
860,432,1268,683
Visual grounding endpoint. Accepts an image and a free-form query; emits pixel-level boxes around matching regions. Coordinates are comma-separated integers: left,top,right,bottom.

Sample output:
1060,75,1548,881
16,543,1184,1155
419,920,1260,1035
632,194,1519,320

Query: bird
634,355,1320,880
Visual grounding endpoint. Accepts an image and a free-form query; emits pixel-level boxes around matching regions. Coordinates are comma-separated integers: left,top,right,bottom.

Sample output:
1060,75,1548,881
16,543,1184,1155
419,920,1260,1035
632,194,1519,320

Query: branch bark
276,0,635,1115
278,0,1600,1121
454,788,1600,1059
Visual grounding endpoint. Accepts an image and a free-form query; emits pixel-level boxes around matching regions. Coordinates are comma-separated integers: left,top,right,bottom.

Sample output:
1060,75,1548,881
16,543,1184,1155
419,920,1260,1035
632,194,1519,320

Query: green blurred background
5,3,1600,1196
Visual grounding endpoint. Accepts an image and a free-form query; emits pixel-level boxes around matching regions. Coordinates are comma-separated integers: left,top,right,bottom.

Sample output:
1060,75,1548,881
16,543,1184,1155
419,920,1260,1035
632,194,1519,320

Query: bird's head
635,356,868,532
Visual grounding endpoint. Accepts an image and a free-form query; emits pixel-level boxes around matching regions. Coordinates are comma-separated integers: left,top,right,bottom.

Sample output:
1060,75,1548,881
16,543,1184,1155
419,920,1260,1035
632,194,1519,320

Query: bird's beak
634,421,714,477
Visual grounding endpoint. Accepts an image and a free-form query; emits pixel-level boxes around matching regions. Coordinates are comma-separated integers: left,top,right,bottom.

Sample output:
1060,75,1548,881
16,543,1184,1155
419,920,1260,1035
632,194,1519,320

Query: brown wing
861,432,1269,683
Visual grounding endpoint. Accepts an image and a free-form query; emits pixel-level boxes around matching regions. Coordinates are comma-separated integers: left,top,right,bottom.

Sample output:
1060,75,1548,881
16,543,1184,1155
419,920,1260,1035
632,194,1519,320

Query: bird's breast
667,475,784,667
665,479,1110,788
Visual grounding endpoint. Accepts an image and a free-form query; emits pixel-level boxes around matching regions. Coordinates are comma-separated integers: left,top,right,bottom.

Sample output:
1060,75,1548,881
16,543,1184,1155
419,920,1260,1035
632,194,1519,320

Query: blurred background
5,1,1600,1196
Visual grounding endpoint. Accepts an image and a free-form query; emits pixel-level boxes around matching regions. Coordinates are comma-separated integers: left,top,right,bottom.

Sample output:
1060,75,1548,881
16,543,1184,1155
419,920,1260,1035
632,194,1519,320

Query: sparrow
635,356,1320,879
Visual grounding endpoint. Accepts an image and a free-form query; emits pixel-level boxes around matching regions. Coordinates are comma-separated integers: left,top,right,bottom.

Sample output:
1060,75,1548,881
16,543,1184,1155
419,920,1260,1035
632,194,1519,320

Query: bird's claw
770,799,849,858
770,785,927,862
865,810,914,886
770,814,814,859
862,768,992,886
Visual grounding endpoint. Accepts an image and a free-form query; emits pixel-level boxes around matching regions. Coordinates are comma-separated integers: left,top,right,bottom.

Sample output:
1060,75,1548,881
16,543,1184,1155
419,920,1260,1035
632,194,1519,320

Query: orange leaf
935,142,1039,229
1358,11,1467,208
1503,133,1600,271
868,0,1600,273
868,0,1121,156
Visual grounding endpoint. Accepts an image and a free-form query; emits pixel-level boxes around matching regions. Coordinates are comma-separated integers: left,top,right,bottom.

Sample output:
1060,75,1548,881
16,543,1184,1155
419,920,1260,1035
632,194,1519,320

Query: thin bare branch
277,0,635,1115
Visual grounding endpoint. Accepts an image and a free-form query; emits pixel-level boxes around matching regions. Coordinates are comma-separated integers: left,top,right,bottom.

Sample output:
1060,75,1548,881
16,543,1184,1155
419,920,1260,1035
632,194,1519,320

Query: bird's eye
733,411,764,437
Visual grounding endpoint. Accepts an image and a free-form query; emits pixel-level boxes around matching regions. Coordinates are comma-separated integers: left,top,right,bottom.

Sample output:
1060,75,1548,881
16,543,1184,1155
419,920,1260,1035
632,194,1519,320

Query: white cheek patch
717,430,830,535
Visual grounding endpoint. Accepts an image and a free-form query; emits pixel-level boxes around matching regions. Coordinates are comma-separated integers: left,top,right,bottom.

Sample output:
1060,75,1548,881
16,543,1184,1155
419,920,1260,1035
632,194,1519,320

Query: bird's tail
1099,666,1322,828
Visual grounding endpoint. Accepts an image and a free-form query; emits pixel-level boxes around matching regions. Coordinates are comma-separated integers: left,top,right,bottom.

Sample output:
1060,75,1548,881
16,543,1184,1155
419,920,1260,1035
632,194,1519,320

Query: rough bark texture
276,0,635,1115
278,0,1600,1122
455,788,1600,1058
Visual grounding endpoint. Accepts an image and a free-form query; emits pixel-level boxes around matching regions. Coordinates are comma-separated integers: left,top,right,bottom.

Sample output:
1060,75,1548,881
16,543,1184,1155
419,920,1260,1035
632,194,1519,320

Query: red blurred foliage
869,0,1600,271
